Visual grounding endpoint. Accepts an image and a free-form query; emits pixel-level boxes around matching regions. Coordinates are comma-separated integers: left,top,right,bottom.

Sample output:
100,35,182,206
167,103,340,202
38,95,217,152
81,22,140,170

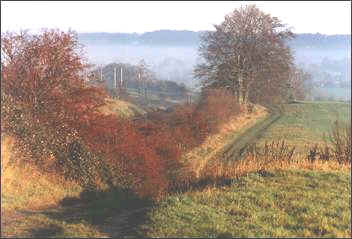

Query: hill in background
78,30,351,49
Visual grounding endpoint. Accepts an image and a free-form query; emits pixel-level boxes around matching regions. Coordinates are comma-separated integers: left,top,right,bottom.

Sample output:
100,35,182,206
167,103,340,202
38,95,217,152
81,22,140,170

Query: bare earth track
220,107,282,162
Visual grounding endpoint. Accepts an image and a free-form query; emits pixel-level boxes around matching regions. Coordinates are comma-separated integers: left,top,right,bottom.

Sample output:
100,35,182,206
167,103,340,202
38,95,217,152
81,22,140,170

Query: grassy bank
183,104,268,177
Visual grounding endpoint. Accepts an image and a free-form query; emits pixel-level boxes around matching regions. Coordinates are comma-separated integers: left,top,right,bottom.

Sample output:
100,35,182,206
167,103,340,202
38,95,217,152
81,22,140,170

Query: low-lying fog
83,44,198,88
80,33,351,100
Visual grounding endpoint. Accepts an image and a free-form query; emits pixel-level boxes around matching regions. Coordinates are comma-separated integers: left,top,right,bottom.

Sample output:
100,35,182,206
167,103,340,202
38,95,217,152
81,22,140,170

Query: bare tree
194,5,294,105
137,59,154,99
288,67,313,101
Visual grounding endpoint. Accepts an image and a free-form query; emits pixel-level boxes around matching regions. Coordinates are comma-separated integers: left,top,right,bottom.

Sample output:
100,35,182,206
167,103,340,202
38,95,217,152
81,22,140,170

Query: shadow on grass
28,187,153,238
171,175,236,194
29,224,63,238
172,169,275,194
288,100,305,104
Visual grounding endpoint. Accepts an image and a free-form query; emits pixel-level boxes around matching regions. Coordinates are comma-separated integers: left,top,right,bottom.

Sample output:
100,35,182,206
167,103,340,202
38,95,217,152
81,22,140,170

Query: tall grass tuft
329,120,351,164
246,140,296,164
307,120,351,165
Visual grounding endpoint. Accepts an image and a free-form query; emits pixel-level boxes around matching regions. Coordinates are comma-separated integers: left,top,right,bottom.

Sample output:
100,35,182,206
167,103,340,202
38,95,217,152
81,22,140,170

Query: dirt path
220,107,282,162
1,203,152,238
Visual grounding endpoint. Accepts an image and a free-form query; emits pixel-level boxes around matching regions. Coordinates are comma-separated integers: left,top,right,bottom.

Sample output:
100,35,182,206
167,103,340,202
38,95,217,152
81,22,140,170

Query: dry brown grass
193,154,350,189
1,136,83,212
1,135,14,172
196,145,350,184
186,133,350,189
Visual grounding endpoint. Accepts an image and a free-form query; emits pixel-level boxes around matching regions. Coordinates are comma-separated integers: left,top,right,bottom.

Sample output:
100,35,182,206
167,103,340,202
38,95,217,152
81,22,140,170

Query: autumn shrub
134,120,187,191
168,104,199,150
75,114,169,199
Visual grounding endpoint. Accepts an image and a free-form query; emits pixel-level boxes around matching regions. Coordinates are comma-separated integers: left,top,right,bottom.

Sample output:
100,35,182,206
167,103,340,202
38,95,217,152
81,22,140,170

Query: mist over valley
79,30,351,99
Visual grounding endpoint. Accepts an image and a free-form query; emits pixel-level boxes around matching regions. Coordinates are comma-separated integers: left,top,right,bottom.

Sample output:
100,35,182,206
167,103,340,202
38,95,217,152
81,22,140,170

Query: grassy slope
1,137,82,212
1,135,149,238
138,101,351,238
256,101,351,154
99,97,146,118
0,136,99,237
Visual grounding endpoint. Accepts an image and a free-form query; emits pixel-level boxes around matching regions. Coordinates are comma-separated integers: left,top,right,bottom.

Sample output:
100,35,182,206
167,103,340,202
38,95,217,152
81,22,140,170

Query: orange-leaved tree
1,29,107,182
1,29,176,198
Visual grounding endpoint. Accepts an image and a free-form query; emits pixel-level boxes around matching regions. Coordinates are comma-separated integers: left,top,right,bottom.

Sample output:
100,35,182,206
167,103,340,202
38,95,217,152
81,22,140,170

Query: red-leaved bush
1,30,105,169
131,88,242,191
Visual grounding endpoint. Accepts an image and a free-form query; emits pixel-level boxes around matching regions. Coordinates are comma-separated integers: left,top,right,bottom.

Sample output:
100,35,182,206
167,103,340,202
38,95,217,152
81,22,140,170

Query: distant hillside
79,32,139,45
78,30,351,49
287,33,351,50
79,30,201,46
139,30,201,46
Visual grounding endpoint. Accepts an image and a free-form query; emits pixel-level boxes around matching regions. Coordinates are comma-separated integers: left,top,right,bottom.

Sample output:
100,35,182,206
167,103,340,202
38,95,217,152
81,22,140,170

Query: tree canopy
194,5,296,105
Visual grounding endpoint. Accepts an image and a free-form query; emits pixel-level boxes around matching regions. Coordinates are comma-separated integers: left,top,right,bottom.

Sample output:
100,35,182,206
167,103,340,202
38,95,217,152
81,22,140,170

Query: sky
1,1,351,35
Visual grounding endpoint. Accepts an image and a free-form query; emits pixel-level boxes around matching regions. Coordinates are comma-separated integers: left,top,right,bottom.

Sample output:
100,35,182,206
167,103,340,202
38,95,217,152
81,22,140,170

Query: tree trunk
243,89,249,104
238,72,244,104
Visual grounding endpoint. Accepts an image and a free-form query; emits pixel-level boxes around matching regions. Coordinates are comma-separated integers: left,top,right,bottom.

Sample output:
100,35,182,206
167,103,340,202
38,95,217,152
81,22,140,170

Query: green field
312,87,351,101
139,170,350,238
256,101,351,154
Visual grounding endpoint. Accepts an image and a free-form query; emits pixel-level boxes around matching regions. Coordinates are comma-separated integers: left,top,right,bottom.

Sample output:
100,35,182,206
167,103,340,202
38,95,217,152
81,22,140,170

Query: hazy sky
1,1,351,35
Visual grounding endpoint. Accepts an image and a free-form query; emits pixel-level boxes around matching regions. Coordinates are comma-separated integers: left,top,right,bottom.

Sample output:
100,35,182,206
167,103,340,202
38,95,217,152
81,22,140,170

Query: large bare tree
194,5,295,105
